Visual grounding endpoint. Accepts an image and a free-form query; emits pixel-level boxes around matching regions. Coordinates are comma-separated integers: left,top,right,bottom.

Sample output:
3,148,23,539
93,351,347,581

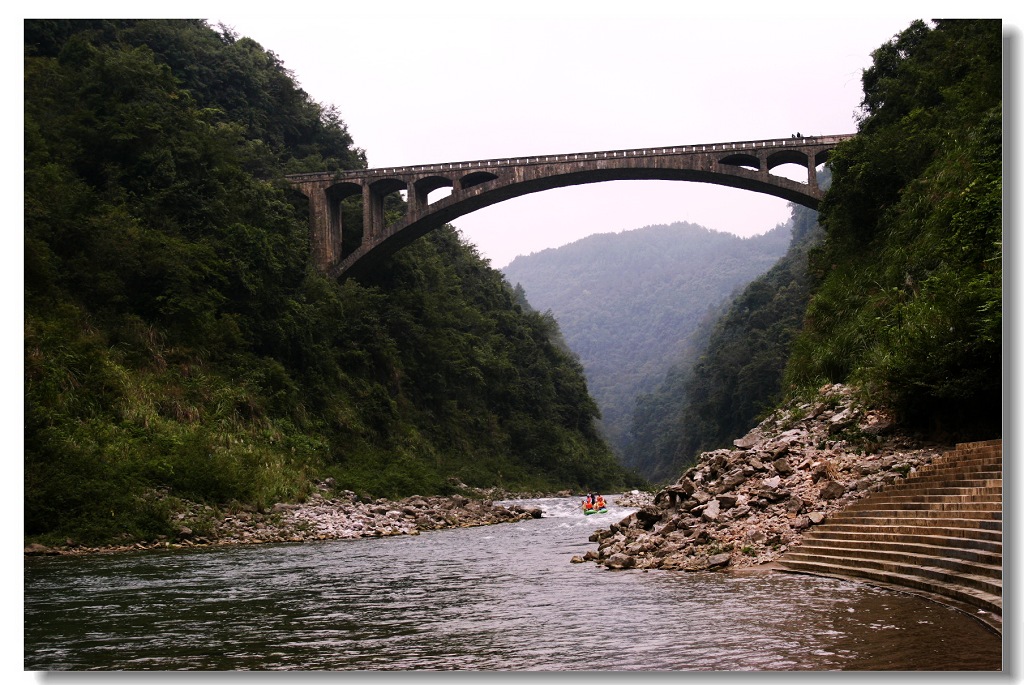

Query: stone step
828,510,1002,525
780,552,1001,598
800,528,1003,554
777,558,1003,617
870,485,1003,495
815,522,1003,542
839,500,1002,513
845,491,1003,506
957,439,1003,449
791,542,1003,579
777,439,1001,633
904,462,1002,481
905,463,1003,481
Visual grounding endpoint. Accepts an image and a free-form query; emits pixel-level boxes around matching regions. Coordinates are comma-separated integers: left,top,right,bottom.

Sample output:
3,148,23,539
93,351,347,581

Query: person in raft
595,495,606,509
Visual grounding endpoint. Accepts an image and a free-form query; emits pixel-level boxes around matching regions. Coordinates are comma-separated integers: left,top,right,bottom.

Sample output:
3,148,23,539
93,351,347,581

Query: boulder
717,495,738,510
819,480,847,500
701,499,721,522
605,553,635,570
706,552,732,569
772,457,793,476
733,430,762,450
635,506,662,529
24,543,56,556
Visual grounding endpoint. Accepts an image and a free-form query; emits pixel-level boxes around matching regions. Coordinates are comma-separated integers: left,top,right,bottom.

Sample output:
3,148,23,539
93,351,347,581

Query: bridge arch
287,134,853,280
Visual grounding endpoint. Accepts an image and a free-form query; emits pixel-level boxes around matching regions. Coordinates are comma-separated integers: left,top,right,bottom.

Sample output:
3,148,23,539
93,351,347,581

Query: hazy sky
216,5,930,267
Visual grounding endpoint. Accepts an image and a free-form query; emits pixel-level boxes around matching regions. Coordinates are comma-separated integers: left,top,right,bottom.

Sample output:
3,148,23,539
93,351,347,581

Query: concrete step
816,522,1003,542
799,528,1003,554
778,558,1003,616
838,501,1002,513
904,465,1003,482
777,438,1002,634
790,543,1003,579
857,487,1003,499
828,511,1002,525
781,553,1001,599
798,536,1003,565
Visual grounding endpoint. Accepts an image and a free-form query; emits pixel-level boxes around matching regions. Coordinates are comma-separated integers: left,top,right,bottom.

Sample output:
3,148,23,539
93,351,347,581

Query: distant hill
626,205,823,482
502,221,791,454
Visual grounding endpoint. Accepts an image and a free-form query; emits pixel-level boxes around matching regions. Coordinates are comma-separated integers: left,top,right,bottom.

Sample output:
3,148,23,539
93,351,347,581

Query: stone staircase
777,439,1002,633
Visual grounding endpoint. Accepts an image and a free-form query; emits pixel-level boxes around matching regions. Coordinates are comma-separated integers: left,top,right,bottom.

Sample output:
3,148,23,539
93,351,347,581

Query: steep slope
502,222,791,452
23,19,631,547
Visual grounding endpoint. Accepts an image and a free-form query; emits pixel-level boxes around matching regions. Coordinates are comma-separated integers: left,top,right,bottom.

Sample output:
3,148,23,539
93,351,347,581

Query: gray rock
772,457,793,476
701,498,721,522
734,430,762,450
605,553,635,569
706,552,732,569
819,480,847,500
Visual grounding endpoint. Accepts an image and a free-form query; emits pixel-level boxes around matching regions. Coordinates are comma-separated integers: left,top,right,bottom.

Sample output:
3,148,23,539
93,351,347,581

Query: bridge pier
362,184,384,243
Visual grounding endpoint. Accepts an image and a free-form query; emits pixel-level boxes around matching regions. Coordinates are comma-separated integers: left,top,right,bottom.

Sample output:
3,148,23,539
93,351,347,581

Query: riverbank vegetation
24,20,636,546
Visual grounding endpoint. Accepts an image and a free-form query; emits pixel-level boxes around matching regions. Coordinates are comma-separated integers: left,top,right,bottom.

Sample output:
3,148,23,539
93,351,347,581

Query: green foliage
785,19,1002,437
24,20,631,545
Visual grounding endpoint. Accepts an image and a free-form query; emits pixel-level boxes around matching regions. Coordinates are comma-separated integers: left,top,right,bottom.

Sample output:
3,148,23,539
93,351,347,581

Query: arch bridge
287,134,853,280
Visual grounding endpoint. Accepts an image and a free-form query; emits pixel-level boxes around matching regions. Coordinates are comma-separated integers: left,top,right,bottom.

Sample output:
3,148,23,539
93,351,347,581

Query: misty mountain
502,221,791,454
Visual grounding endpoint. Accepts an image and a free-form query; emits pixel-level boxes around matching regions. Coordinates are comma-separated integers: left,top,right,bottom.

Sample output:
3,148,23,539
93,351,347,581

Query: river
23,495,1001,671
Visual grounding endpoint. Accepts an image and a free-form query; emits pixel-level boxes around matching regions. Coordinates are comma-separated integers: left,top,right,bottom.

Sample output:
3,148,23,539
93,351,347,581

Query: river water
24,496,1001,671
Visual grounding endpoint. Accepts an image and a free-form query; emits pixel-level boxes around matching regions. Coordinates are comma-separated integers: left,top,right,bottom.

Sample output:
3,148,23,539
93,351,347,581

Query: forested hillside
626,205,823,481
24,20,632,546
502,222,791,452
786,19,1001,436
628,19,1001,482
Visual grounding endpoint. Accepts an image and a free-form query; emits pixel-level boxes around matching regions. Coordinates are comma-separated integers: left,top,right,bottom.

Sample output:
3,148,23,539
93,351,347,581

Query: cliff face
581,384,948,570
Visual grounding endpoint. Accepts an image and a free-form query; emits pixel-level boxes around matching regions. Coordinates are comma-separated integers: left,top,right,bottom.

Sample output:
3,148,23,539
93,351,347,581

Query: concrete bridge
286,134,854,280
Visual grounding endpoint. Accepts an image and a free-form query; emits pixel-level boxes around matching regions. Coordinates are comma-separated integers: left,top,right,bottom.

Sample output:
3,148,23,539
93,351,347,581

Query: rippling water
24,496,1001,671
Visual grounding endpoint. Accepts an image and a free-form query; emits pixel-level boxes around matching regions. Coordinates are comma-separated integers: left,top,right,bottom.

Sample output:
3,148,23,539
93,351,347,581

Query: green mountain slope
786,19,1001,438
24,19,632,546
502,222,791,452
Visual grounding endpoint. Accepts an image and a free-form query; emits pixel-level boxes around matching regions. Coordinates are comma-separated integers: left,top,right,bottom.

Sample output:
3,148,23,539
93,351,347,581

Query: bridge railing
285,134,854,182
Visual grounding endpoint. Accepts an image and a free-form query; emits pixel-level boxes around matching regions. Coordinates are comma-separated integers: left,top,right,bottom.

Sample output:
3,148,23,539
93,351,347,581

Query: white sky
215,5,924,267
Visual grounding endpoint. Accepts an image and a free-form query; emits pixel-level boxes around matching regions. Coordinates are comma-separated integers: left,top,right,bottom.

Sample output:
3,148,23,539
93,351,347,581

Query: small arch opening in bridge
767,149,812,185
459,171,499,189
414,175,455,206
718,153,760,172
428,187,454,204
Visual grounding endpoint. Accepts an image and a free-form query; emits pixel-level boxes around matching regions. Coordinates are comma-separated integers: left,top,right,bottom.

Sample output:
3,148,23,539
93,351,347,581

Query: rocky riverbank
574,384,950,572
24,488,548,557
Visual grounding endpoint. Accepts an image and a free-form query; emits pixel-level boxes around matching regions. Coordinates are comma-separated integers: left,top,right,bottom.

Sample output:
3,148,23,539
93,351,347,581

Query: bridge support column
363,184,385,241
408,184,428,222
807,157,819,192
295,181,342,274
